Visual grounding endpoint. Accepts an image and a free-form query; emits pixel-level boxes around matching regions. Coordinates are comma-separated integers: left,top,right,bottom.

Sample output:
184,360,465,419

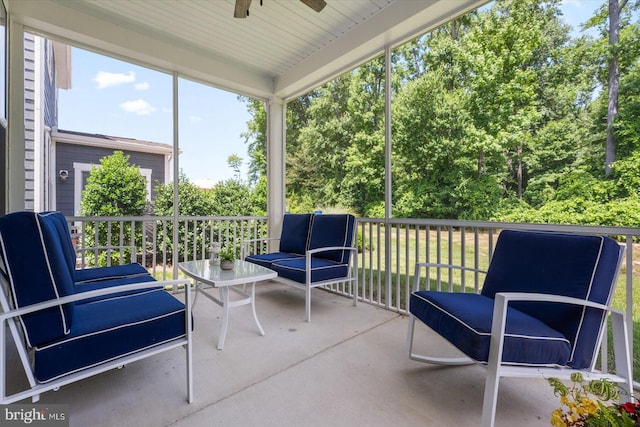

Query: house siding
55,142,167,216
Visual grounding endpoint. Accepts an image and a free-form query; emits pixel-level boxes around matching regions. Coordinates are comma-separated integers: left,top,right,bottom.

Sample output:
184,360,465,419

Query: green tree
227,154,243,182
80,151,148,266
464,0,578,201
153,173,216,262
80,151,147,216
240,97,267,185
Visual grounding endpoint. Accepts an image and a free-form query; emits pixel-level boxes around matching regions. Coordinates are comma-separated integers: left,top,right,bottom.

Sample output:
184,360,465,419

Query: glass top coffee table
178,259,277,350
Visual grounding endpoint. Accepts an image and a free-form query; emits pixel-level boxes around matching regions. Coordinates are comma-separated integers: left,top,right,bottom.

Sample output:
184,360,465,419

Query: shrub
80,151,147,266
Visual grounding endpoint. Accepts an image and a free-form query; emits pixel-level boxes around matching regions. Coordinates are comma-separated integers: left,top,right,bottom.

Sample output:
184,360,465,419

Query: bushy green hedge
80,151,147,266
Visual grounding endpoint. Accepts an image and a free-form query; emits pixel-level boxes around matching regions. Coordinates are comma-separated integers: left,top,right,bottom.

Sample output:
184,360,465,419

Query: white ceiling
9,0,487,100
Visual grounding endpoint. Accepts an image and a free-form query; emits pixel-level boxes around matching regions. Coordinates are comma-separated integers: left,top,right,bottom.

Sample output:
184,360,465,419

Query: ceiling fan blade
299,0,326,13
234,0,252,18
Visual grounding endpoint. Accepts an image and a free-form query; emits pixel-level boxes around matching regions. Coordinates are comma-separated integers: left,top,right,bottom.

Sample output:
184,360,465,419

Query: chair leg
611,310,633,399
186,283,194,403
305,286,311,322
480,293,509,427
406,314,416,357
481,365,500,427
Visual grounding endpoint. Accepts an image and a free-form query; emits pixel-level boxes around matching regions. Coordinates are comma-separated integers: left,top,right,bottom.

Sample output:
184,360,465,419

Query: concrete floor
6,282,559,426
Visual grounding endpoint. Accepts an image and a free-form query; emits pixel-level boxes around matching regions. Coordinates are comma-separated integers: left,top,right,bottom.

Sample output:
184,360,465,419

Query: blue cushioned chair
0,211,193,404
244,213,358,322
407,230,632,427
42,211,151,285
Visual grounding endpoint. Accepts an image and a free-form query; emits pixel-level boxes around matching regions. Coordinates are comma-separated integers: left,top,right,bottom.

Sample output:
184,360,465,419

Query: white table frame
178,259,277,350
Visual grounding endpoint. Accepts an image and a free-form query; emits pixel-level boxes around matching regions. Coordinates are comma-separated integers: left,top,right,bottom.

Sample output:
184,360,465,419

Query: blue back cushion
40,212,76,280
0,212,75,347
481,230,621,368
308,214,356,263
279,214,313,254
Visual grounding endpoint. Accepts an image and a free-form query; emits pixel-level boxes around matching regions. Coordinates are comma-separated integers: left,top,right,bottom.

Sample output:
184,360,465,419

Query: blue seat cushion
410,291,571,367
245,252,303,269
279,214,313,254
33,289,186,383
0,212,75,347
74,274,161,304
308,214,355,263
481,230,621,369
75,263,150,284
270,257,349,284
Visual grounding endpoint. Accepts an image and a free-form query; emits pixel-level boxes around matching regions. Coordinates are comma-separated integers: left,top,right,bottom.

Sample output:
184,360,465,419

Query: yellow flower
550,409,566,427
560,396,569,405
578,397,598,415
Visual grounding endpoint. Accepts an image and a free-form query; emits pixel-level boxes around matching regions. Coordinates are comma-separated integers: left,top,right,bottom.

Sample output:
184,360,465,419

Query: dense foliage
242,0,640,227
152,172,266,261
80,151,148,265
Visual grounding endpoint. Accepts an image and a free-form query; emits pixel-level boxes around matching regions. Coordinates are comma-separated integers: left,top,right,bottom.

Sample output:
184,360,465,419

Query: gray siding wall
55,143,167,216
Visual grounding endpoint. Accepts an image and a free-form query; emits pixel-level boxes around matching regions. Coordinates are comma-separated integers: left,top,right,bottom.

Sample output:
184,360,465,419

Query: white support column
6,16,25,212
384,45,393,308
172,72,180,280
266,97,285,249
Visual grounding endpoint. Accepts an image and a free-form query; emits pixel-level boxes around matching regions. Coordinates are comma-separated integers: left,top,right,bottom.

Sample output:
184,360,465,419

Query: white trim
33,35,44,211
52,131,173,155
73,162,152,216
49,136,57,209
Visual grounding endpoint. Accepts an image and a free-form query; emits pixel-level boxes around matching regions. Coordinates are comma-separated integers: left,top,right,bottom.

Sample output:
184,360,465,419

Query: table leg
217,286,230,350
250,281,265,336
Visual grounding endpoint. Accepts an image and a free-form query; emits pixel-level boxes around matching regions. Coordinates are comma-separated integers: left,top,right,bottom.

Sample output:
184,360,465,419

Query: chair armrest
413,262,487,292
303,246,358,285
489,292,626,362
241,237,281,259
0,279,191,322
306,246,357,257
494,292,619,313
485,291,632,400
243,237,280,245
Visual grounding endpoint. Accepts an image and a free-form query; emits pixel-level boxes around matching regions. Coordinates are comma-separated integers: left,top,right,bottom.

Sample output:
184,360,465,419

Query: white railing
68,215,638,385
353,219,638,314
69,215,268,280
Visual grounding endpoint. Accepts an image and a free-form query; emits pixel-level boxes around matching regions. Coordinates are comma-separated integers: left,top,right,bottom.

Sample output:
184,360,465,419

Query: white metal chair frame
407,252,633,427
0,277,194,404
242,238,358,322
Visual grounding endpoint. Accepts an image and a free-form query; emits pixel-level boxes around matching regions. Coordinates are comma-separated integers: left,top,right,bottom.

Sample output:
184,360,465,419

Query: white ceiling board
9,0,489,101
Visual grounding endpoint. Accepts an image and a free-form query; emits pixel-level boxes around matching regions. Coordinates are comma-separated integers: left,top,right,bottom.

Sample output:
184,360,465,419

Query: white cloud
119,99,156,116
189,115,202,124
93,71,135,89
134,82,150,90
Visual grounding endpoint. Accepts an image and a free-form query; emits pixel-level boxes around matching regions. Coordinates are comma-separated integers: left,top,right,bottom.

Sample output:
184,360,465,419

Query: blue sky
57,53,252,186
54,0,607,185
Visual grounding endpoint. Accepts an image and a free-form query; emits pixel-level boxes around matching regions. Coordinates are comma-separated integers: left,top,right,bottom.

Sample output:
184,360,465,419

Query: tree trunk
605,0,624,176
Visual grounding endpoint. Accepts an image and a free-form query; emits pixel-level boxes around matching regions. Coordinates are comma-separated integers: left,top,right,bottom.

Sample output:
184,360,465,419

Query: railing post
626,235,634,383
